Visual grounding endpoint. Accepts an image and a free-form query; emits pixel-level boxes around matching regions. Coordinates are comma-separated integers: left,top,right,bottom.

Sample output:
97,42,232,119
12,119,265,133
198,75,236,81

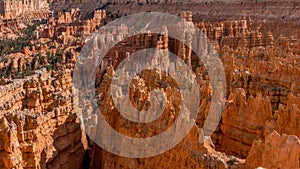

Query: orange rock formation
0,1,300,169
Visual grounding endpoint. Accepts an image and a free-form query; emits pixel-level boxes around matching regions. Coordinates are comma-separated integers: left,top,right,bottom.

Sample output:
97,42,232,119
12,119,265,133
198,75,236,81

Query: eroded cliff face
88,126,229,169
50,1,300,37
77,12,300,168
244,131,300,169
0,70,87,169
211,26,300,159
0,2,300,169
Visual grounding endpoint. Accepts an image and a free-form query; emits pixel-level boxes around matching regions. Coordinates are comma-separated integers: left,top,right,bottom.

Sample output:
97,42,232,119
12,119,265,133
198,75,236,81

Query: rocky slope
0,1,300,169
0,69,87,169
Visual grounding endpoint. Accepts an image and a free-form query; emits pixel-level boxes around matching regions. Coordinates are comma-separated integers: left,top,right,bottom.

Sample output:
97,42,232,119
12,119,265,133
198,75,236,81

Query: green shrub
227,158,237,165
0,24,37,55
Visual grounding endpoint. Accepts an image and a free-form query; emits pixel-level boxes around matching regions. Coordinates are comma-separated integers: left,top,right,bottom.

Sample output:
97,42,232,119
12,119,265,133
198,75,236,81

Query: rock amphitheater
0,0,300,169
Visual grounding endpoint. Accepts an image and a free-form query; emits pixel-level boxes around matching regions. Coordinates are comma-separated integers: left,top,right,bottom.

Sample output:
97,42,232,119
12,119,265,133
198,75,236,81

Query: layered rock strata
0,2,299,169
0,69,87,169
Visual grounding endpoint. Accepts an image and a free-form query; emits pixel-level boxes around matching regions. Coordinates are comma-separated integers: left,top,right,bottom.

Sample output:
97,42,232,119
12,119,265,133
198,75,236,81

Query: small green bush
227,158,237,165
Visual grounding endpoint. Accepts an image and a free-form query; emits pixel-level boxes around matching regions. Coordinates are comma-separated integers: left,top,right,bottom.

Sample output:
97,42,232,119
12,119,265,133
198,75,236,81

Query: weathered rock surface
0,0,49,19
0,1,300,169
0,70,87,169
244,131,300,169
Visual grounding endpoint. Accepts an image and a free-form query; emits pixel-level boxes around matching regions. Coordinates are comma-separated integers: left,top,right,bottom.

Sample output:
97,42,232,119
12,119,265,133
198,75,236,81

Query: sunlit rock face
0,70,87,169
0,0,49,19
0,1,300,169
244,131,300,169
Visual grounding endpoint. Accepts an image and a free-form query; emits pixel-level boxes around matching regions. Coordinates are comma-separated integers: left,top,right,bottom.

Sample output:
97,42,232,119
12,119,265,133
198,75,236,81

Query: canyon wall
0,2,300,168
74,13,300,168
211,24,300,158
0,69,87,169
49,0,300,37
0,0,49,19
